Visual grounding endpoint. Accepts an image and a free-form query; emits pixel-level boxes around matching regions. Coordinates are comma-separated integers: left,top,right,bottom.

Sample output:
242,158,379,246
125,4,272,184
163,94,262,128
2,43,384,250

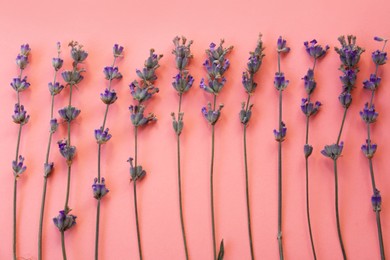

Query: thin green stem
305,158,317,260
13,178,17,260
333,160,347,260
277,88,284,260
244,124,254,260
375,211,385,260
38,177,48,260
95,199,101,260
211,94,217,260
64,165,71,213
336,107,348,145
134,180,142,260
97,144,102,182
15,124,23,162
305,116,309,144
61,231,67,260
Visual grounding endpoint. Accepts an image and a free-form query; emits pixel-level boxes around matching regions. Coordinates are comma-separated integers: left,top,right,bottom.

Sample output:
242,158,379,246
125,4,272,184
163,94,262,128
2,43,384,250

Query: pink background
0,0,389,259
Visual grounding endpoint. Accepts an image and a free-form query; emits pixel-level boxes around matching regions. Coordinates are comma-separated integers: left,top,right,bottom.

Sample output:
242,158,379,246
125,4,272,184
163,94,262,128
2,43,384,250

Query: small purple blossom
52,57,64,71
50,118,58,133
247,35,265,74
11,77,30,92
144,49,163,70
273,121,287,142
128,157,146,181
205,39,233,65
361,140,377,159
171,112,184,135
16,54,29,70
12,155,26,177
304,144,313,158
172,36,193,70
321,142,344,160
338,92,352,108
242,72,257,94
48,82,64,96
304,39,329,59
172,72,194,94
374,36,385,42
129,81,159,103
113,44,124,57
53,210,77,232
94,127,112,144
103,66,122,80
274,72,289,91
61,70,84,85
301,99,321,117
58,140,76,163
360,103,378,124
20,44,31,56
340,69,357,91
335,35,365,68
372,50,387,66
58,106,80,122
202,103,224,125
12,104,30,125
277,36,290,53
92,177,109,199
239,102,253,125
129,105,157,127
363,74,381,91
302,69,316,94
69,41,88,63
371,189,382,212
44,162,54,177
100,88,118,105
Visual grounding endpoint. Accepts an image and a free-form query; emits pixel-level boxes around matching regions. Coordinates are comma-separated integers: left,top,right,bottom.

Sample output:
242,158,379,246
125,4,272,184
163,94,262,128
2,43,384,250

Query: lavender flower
172,36,193,70
277,36,290,53
129,105,157,126
50,118,59,133
273,122,287,142
44,162,54,177
16,55,29,70
20,44,31,56
58,140,76,164
11,77,30,92
363,74,381,91
58,106,81,122
144,49,162,71
201,103,224,125
92,178,109,199
61,70,84,85
302,69,316,94
304,144,313,158
360,103,378,124
48,82,64,96
103,66,122,80
69,41,88,63
129,80,159,103
12,104,30,125
239,102,253,125
100,88,118,104
94,127,112,144
361,140,377,159
321,142,344,160
338,92,352,108
113,44,124,57
340,68,357,92
172,72,194,94
301,98,321,117
274,72,289,91
52,57,64,71
304,40,329,59
171,112,184,135
335,35,365,68
53,210,77,232
372,189,382,212
12,155,26,177
372,50,387,65
128,157,146,181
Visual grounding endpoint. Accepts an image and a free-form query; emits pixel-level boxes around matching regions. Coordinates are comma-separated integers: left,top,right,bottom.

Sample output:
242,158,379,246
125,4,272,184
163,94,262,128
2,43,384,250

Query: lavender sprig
93,44,123,260
38,43,64,260
302,39,329,260
128,49,162,260
322,35,364,260
360,37,387,260
171,36,194,260
239,34,265,260
54,41,88,260
274,36,290,260
11,43,31,260
200,39,233,260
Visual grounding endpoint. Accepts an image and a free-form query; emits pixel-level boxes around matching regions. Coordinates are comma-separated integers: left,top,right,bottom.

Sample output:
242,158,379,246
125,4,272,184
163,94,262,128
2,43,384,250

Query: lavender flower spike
53,210,77,232
321,142,344,160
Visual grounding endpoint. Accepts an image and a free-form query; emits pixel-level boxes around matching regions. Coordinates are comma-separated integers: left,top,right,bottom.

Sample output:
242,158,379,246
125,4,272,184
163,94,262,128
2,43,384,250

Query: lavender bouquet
239,34,265,260
38,42,64,260
273,36,290,260
301,39,329,260
93,44,123,259
128,49,162,260
171,36,194,260
11,43,31,260
321,35,364,260
360,36,387,260
200,40,233,260
53,41,88,260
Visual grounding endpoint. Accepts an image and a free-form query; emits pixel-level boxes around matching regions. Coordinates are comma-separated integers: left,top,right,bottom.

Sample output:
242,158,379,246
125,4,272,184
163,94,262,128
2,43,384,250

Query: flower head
301,98,321,117
304,144,313,158
58,106,81,122
129,105,157,127
20,44,31,56
372,50,387,66
171,112,184,135
144,48,163,70
129,81,159,104
247,34,265,74
363,74,381,91
242,72,257,94
16,54,29,70
340,68,357,92
361,140,377,159
50,118,59,133
321,142,344,160
11,77,30,92
302,69,316,94
58,140,76,164
128,157,146,182
360,103,378,124
239,102,253,125
94,127,112,144
61,70,84,85
53,210,77,232
92,177,109,199
205,39,233,65
304,39,329,59
277,36,290,53
274,72,289,91
172,36,193,70
371,189,382,212
273,121,287,142
44,162,54,177
12,104,30,125
48,82,64,96
52,57,64,71
335,35,364,68
338,92,352,108
12,155,26,177
69,41,88,64
201,103,224,125
172,72,194,94
113,44,124,58
100,88,118,105
103,66,122,80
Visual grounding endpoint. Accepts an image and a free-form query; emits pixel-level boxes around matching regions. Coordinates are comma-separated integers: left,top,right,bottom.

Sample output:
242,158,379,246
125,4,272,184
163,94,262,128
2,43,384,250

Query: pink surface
0,0,389,259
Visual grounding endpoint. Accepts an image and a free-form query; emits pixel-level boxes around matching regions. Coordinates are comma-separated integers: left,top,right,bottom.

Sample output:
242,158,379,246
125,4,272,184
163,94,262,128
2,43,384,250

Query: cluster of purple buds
58,106,81,122
304,144,313,158
100,88,118,105
103,66,122,81
239,103,253,125
128,157,146,182
16,44,31,70
58,140,76,165
302,69,316,94
11,77,30,92
274,72,289,91
304,40,329,59
363,74,381,91
171,112,184,135
53,210,77,232
202,103,224,125
12,155,27,177
242,72,258,94
113,44,124,58
69,41,88,64
130,80,159,103
338,92,352,108
339,68,357,92
44,162,54,178
12,104,30,125
94,127,112,144
361,140,377,159
321,142,344,160
50,118,59,133
372,37,387,65
199,77,226,94
301,98,321,117
273,122,287,142
134,49,162,86
61,70,84,85
247,35,265,74
48,82,64,96
92,178,109,199
129,105,157,127
172,36,193,70
277,37,290,53
335,35,365,68
52,57,64,71
371,189,382,212
360,103,378,124
172,72,194,94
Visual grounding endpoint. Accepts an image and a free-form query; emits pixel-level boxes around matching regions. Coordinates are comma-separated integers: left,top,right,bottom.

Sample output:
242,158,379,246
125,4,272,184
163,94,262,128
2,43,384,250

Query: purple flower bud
301,99,321,117
274,72,289,91
70,42,88,63
338,92,352,108
242,72,257,94
52,57,64,71
277,36,290,53
363,74,381,91
44,162,54,177
113,44,124,57
360,103,378,124
100,88,118,105
361,140,377,159
144,49,162,70
12,104,30,125
304,39,329,59
371,189,381,212
202,103,224,125
340,69,357,91
304,144,313,158
171,112,184,135
92,177,109,199
321,142,344,160
172,36,193,70
48,82,64,96
273,121,287,142
129,105,157,127
302,69,316,94
50,118,58,133
58,106,81,122
172,72,194,94
374,36,384,42
12,155,27,177
129,81,159,104
20,44,31,56
372,50,387,66
58,140,76,164
53,210,77,232
16,54,29,70
61,70,84,85
103,66,122,80
94,127,112,144
335,35,364,68
239,102,253,125
128,158,146,181
11,77,30,92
